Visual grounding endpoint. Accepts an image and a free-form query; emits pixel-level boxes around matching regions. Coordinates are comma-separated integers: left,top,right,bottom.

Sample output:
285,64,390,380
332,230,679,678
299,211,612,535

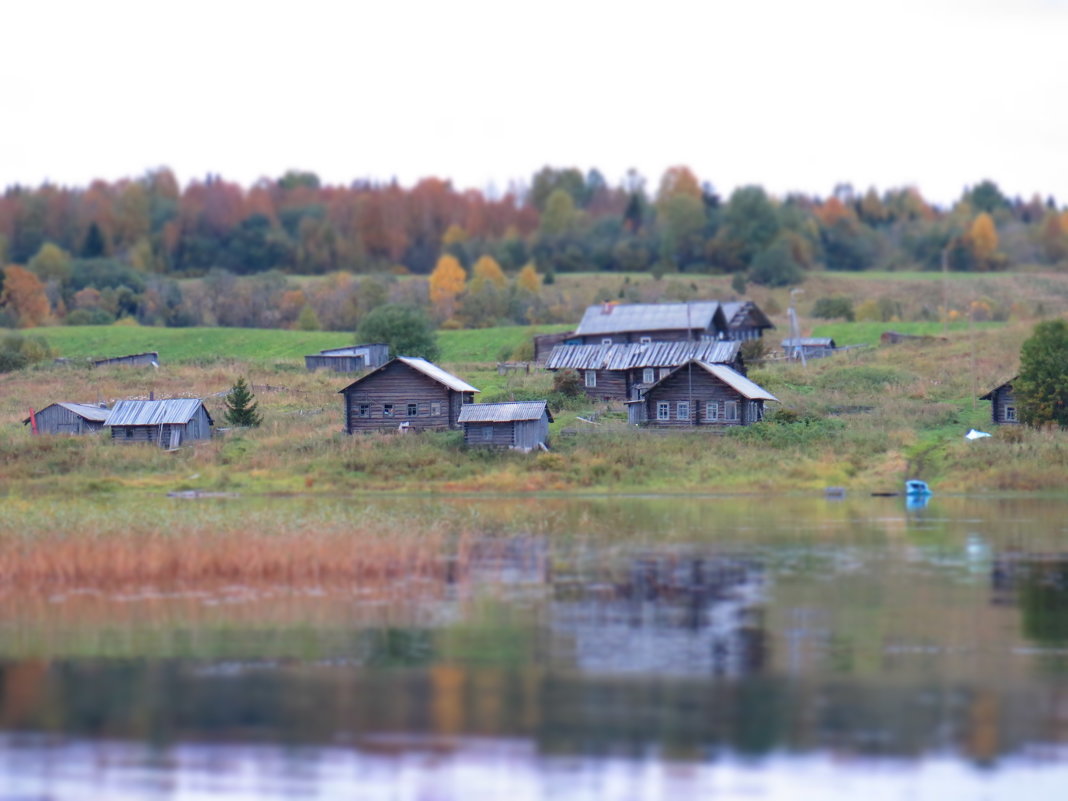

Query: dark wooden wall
641,368,763,428
342,362,471,433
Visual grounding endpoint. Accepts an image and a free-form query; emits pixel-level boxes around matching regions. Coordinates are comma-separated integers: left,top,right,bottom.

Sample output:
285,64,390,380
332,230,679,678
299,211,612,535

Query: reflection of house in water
550,553,767,677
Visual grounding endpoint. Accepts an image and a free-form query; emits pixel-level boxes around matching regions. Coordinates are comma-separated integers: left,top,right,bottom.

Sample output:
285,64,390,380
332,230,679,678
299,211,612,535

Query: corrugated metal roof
319,343,386,355
396,357,480,393
104,399,209,426
694,363,779,402
58,402,111,421
457,401,551,423
546,340,741,371
575,302,721,336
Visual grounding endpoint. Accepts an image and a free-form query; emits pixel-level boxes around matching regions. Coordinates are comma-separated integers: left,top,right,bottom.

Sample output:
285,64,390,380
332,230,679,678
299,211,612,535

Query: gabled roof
575,302,724,336
721,301,775,331
980,376,1017,400
317,343,387,355
457,401,553,424
23,402,110,425
545,340,741,371
104,399,213,427
338,357,479,394
647,361,778,402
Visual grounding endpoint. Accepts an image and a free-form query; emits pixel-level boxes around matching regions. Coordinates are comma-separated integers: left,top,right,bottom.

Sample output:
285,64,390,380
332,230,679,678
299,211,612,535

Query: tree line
2,165,1067,330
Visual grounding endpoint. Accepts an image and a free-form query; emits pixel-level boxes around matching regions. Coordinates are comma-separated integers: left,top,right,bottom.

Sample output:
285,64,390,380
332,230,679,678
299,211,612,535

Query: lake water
2,494,1068,799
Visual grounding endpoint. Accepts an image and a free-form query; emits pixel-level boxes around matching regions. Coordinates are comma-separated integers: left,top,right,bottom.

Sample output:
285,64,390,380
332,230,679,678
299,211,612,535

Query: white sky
3,0,1067,207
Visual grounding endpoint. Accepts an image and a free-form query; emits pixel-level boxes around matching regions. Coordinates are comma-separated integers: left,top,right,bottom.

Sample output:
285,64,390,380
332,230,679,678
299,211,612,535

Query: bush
551,368,583,397
811,295,855,321
0,333,56,373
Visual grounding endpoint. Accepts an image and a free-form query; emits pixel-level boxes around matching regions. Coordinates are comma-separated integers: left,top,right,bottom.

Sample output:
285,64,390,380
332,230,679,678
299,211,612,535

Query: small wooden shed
457,401,554,450
628,360,778,427
339,357,479,433
980,378,1019,425
104,399,214,447
305,343,389,373
92,351,159,368
23,402,110,435
782,337,837,360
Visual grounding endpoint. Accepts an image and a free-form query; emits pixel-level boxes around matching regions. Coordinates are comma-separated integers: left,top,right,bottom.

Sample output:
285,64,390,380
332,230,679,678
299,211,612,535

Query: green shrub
0,333,56,373
811,295,855,321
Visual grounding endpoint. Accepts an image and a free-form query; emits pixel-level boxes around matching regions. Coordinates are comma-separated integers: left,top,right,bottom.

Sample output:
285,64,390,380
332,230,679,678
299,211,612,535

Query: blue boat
905,479,931,496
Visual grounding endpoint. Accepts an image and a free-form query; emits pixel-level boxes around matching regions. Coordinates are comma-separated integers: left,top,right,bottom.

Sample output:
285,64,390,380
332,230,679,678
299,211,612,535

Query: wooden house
545,340,744,402
104,399,214,447
572,301,773,345
457,401,554,451
23,402,110,435
628,360,778,427
980,378,1020,425
782,337,837,360
339,357,479,434
92,351,159,368
305,343,389,373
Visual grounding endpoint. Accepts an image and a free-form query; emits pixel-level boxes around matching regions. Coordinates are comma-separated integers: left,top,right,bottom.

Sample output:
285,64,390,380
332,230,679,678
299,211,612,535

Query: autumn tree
0,266,50,327
428,254,466,321
516,263,541,293
28,242,73,287
469,255,506,292
967,212,1004,271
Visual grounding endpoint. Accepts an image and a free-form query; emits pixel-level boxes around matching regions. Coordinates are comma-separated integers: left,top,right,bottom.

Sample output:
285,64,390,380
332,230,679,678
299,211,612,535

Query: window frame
430,401,442,416
407,403,418,417
706,401,719,421
481,425,494,441
585,371,597,388
357,403,370,418
383,403,394,417
642,368,655,384
676,401,690,421
656,401,670,421
724,401,738,421
1005,405,1017,422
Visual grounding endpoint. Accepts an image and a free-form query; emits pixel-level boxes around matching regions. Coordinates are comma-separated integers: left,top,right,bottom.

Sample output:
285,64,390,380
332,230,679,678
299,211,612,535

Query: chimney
601,302,612,314
150,390,155,401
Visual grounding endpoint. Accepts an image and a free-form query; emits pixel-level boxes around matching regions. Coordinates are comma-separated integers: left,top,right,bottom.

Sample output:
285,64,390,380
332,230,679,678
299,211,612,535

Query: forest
2,165,1067,332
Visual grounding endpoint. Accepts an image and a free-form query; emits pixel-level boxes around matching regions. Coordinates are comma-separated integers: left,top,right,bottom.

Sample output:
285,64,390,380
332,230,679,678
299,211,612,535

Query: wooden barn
92,351,159,368
104,399,214,447
573,301,773,345
782,337,837,360
305,343,389,373
628,360,778,428
457,401,554,451
980,378,1019,425
23,402,110,435
339,357,479,434
545,340,744,402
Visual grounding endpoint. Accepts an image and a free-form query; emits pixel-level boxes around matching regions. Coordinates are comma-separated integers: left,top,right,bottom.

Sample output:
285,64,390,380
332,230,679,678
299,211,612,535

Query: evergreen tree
224,377,262,427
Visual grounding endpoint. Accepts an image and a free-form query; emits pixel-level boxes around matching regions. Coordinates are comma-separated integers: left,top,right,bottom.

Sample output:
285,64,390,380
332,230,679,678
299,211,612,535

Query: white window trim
1005,406,1017,421
706,401,719,421
677,401,690,421
659,368,671,380
725,401,738,421
656,402,670,421
643,368,655,384
639,336,652,344
602,337,613,345
585,371,597,388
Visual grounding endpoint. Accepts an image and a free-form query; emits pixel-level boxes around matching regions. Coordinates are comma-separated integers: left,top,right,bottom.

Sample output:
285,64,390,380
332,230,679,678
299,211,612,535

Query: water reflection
3,495,1068,798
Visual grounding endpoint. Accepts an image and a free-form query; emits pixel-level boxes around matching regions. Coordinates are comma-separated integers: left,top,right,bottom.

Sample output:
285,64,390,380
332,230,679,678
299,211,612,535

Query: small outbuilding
305,344,389,373
92,351,159,368
782,337,837,360
104,399,214,448
458,401,554,450
339,357,479,433
628,360,778,427
980,378,1019,425
23,402,110,435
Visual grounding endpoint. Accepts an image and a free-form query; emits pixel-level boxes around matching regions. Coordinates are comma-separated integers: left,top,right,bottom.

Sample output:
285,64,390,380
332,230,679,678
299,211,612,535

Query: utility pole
789,288,806,368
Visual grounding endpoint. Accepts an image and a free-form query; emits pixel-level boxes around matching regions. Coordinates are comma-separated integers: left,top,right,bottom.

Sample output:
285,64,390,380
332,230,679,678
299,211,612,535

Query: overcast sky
3,0,1067,207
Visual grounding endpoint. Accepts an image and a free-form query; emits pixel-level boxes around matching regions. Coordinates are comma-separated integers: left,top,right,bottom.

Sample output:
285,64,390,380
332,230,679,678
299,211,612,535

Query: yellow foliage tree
429,254,466,320
516,262,541,293
969,212,999,266
1,266,51,327
470,255,506,292
442,224,467,247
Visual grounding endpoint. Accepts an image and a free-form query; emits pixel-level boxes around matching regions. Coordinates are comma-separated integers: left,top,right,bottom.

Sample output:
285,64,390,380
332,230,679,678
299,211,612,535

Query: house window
407,403,418,416
383,404,394,417
124,428,133,439
749,401,761,422
725,401,738,421
585,371,597,388
481,425,494,440
706,401,719,421
431,402,442,416
657,402,670,421
677,401,690,421
639,336,652,344
659,368,671,380
643,368,655,384
602,338,613,345
1005,406,1017,421
357,404,370,418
